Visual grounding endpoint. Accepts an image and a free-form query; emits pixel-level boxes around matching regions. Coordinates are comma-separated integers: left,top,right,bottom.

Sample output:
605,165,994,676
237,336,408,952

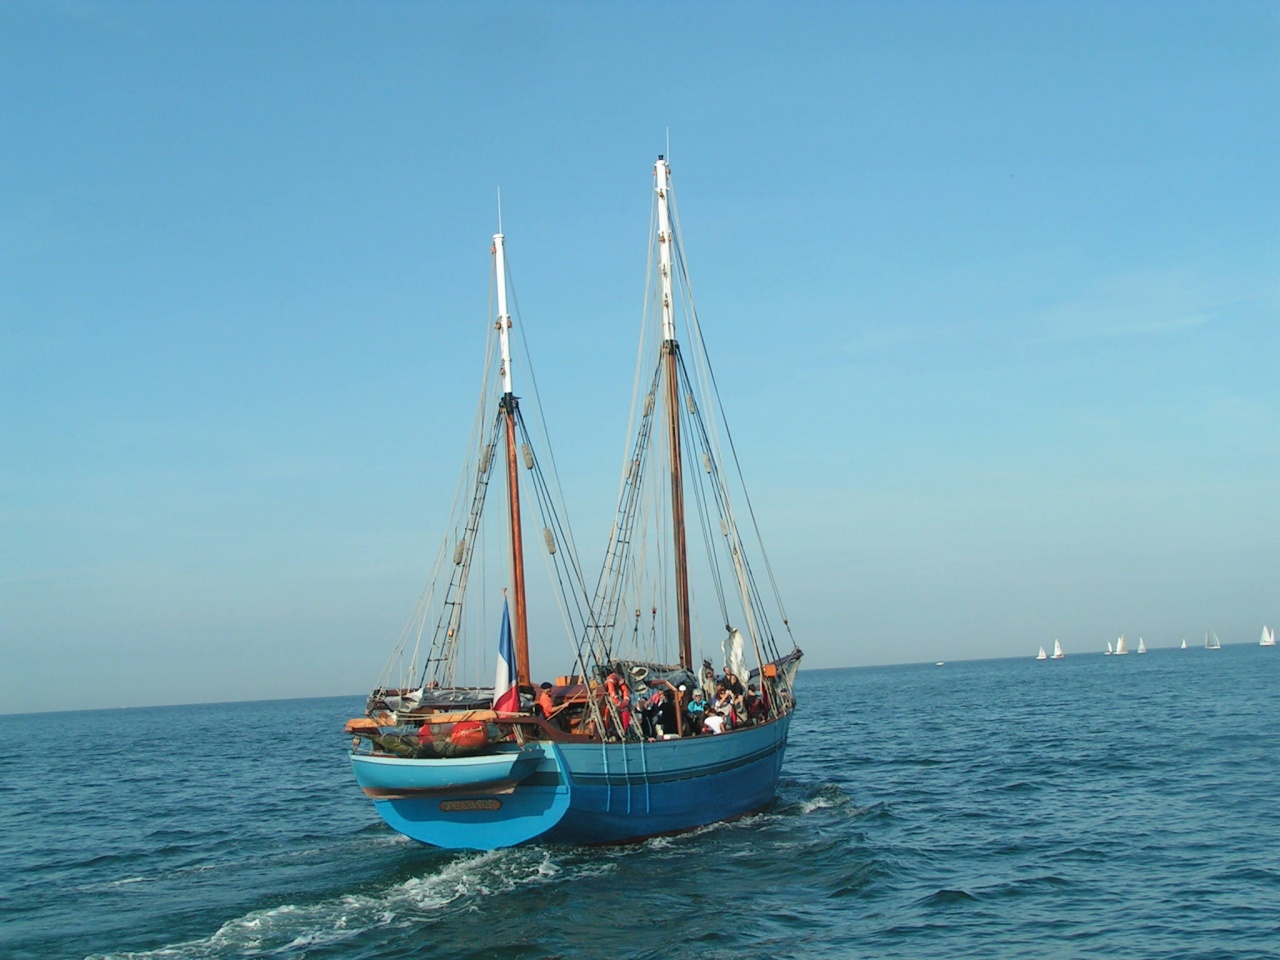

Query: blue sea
2,644,1278,959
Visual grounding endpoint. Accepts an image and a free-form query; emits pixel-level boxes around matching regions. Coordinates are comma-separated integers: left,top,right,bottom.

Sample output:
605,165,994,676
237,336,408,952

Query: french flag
492,600,520,713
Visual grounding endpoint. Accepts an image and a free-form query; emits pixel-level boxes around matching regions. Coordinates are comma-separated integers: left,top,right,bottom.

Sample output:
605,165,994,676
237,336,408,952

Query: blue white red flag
492,600,520,713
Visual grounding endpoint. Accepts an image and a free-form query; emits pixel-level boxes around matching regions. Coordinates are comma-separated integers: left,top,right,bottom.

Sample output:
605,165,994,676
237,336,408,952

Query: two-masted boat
345,157,802,849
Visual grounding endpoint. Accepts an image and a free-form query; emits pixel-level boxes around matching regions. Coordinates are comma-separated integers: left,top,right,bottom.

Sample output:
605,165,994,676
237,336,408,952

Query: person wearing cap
535,682,555,720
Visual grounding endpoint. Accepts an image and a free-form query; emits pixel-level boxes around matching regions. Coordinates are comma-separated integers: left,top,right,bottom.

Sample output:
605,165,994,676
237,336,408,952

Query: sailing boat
1137,637,1147,654
1051,639,1064,660
1181,638,1187,650
1114,635,1129,655
1036,645,1047,660
1260,626,1276,647
1105,640,1113,655
345,158,802,850
1205,630,1221,650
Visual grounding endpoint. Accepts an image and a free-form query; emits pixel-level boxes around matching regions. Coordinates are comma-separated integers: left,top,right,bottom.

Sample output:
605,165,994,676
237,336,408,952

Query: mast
494,232,531,688
655,156,693,670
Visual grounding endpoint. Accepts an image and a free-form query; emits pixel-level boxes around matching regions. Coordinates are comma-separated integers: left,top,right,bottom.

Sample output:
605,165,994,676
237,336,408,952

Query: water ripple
2,650,1278,959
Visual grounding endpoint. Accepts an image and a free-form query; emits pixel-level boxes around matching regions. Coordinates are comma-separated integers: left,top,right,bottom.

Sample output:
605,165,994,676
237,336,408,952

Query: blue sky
2,1,1277,714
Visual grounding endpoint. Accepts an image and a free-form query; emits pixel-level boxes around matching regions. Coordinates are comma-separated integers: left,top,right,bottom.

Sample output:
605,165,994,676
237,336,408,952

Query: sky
2,1,1277,714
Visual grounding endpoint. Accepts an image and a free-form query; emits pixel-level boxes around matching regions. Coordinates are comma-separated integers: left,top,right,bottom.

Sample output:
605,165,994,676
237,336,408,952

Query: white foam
796,786,856,815
799,796,836,814
85,846,580,960
74,875,155,894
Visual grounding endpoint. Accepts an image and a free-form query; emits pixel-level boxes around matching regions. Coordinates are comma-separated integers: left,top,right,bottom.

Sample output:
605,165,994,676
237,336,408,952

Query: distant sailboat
1205,630,1221,650
1137,637,1147,654
1261,626,1276,647
1105,640,1113,656
1051,639,1064,660
1114,635,1129,656
1180,638,1187,650
1036,645,1048,660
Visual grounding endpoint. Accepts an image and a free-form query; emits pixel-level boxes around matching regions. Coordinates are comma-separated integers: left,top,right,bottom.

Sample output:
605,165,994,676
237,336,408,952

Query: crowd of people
528,661,788,741
675,668,769,736
550,665,774,740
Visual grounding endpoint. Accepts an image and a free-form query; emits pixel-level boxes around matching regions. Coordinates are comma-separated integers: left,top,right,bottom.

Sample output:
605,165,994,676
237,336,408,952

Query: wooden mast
655,157,693,670
493,232,531,688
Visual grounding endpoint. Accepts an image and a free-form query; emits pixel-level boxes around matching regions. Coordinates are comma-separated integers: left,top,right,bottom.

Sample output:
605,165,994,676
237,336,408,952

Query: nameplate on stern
438,798,502,813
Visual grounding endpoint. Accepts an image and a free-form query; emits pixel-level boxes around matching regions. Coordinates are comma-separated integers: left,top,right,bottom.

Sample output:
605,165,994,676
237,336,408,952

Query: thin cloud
1030,313,1208,344
1023,271,1221,345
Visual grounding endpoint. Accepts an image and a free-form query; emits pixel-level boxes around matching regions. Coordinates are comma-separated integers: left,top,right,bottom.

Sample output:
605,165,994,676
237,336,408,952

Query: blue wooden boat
347,157,802,850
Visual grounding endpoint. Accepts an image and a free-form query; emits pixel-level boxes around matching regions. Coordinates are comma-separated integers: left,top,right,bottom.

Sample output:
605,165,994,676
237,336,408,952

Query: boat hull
351,747,542,797
352,713,793,850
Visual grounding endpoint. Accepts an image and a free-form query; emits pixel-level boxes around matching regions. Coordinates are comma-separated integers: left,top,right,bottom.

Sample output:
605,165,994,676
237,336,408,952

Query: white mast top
493,232,514,396
655,156,676,343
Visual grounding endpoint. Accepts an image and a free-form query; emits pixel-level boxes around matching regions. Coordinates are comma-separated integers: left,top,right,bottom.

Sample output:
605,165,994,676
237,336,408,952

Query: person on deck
713,684,734,717
685,688,708,735
745,684,766,724
536,682,555,722
723,668,746,698
642,688,669,738
658,688,679,736
606,673,632,737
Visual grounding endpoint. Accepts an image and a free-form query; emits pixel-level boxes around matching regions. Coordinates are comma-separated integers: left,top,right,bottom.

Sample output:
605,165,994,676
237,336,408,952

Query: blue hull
354,714,792,850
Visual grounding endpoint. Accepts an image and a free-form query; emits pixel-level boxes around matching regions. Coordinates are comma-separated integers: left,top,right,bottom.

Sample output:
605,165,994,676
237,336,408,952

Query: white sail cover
723,629,749,686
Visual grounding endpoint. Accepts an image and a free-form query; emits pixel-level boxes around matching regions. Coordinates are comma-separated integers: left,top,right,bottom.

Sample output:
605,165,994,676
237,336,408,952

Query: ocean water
2,644,1277,960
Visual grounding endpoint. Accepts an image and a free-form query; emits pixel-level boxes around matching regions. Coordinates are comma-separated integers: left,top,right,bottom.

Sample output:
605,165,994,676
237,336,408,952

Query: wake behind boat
346,157,802,850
